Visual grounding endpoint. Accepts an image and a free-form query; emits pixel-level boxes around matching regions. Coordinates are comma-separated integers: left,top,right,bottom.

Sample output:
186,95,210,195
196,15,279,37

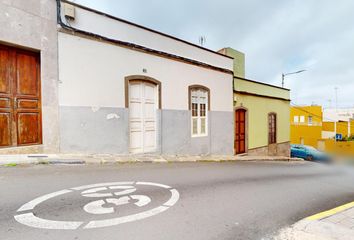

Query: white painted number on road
14,182,179,230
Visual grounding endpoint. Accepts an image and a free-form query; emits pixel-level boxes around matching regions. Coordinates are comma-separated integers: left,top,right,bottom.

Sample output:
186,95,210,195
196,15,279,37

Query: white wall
58,33,233,112
323,108,354,122
62,2,233,71
322,131,335,139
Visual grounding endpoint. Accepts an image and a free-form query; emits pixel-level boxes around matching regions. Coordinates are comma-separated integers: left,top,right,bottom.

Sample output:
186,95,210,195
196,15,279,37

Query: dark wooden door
0,44,41,147
235,109,246,154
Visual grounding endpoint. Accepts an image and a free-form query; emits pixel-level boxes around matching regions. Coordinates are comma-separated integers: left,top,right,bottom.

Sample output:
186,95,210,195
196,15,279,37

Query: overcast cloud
74,0,354,108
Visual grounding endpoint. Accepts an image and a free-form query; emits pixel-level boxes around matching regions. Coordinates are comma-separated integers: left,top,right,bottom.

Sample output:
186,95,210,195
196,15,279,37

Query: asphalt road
1,161,354,240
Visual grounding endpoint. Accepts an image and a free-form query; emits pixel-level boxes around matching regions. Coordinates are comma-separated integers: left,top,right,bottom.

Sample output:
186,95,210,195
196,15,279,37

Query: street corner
274,201,354,240
13,181,180,230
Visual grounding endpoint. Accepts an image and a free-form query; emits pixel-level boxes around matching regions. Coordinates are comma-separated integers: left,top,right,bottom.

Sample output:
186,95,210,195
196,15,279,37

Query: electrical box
63,3,75,20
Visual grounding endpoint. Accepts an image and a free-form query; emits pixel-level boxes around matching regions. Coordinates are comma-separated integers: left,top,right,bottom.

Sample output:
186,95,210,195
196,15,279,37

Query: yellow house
290,106,323,148
291,106,354,155
219,48,291,156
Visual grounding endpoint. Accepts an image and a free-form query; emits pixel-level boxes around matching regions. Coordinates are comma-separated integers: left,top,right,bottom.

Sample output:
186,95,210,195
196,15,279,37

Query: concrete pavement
1,162,354,240
276,201,354,240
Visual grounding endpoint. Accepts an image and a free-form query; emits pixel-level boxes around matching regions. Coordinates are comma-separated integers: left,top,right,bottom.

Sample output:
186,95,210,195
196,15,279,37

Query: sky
74,0,354,108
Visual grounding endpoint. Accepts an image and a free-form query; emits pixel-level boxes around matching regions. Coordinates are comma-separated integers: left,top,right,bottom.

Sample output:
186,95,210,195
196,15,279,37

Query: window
190,86,209,137
268,113,277,144
300,116,305,123
294,116,299,123
308,116,313,126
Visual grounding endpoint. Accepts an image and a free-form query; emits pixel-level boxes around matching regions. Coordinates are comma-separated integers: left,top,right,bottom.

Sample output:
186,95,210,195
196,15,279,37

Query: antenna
199,36,206,47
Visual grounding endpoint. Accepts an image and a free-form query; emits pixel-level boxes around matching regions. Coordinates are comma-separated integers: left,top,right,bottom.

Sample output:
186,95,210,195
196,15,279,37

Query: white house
0,0,235,156
56,0,234,155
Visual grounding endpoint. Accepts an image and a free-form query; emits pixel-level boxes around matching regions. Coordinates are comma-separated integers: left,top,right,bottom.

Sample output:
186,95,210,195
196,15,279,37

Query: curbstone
0,154,302,167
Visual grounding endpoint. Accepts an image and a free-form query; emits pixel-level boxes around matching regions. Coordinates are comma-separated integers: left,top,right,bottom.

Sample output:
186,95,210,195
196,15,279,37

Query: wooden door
142,82,157,153
235,109,246,154
0,46,13,147
0,44,42,148
129,81,157,154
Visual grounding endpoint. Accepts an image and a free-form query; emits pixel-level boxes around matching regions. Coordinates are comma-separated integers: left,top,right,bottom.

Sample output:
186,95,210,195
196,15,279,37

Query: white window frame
191,88,208,137
300,116,305,123
308,116,313,126
294,116,299,123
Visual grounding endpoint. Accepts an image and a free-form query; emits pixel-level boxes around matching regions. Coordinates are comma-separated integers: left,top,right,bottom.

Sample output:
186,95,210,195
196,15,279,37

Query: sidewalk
275,202,354,240
0,153,302,166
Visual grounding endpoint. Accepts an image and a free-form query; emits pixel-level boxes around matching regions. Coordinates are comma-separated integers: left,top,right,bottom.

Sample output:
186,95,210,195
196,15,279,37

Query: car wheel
306,155,314,161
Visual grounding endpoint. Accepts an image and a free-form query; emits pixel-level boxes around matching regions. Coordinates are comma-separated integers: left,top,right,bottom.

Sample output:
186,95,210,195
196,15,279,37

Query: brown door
235,109,246,154
0,44,42,148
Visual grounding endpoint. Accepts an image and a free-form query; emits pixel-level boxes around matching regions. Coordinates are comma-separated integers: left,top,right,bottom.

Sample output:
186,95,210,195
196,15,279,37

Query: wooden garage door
0,44,42,148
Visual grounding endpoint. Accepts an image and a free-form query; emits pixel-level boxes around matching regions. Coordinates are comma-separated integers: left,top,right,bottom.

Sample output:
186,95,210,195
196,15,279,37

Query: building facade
219,48,291,156
290,105,323,147
290,106,354,154
0,0,235,156
0,0,59,154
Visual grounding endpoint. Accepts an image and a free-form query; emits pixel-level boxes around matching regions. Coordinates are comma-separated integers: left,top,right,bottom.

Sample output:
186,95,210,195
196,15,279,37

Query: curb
0,154,303,167
307,201,354,221
275,201,354,240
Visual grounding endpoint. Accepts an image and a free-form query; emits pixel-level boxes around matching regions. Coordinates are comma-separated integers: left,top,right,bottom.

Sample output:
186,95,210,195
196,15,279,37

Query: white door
129,81,157,154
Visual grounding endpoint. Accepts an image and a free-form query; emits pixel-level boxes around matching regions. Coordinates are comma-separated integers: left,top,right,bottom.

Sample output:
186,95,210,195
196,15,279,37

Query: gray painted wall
60,106,129,154
0,0,59,153
210,111,234,155
60,107,234,155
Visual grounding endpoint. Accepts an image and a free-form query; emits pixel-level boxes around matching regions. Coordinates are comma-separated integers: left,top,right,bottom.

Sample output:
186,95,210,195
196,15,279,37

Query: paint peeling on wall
106,114,119,120
91,107,100,112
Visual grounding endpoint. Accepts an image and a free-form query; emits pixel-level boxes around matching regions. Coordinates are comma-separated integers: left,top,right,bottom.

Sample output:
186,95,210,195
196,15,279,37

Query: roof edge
234,76,290,91
61,0,234,60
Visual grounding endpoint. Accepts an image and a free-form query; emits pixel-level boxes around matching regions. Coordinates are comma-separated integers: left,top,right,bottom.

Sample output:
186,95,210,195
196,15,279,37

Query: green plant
5,163,17,167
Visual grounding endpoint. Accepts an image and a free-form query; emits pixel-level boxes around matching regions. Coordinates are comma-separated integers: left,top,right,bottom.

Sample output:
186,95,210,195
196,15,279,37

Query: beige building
219,48,291,156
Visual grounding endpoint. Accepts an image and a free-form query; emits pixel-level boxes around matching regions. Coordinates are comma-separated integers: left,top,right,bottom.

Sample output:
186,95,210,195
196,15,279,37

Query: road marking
84,206,169,229
14,182,179,230
81,187,113,198
14,213,83,230
81,186,137,198
84,199,115,215
17,189,72,212
307,201,354,220
130,195,151,207
136,182,171,189
163,189,180,207
71,182,134,191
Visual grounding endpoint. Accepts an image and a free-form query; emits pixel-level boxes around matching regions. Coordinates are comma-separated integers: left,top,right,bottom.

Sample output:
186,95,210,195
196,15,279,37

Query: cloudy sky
74,0,354,108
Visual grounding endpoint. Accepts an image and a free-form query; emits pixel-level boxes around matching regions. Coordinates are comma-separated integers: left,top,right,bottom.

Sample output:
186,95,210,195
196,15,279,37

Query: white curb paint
14,182,179,230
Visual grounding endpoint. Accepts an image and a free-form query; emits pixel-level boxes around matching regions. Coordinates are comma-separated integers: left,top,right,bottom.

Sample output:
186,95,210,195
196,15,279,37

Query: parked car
291,144,331,162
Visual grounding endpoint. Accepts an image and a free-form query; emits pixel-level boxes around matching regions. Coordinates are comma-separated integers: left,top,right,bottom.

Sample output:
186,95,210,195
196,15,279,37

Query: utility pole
335,87,338,112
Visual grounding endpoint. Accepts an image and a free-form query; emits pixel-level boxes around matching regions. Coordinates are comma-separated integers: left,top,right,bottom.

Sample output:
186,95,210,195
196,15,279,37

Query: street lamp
282,70,306,88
